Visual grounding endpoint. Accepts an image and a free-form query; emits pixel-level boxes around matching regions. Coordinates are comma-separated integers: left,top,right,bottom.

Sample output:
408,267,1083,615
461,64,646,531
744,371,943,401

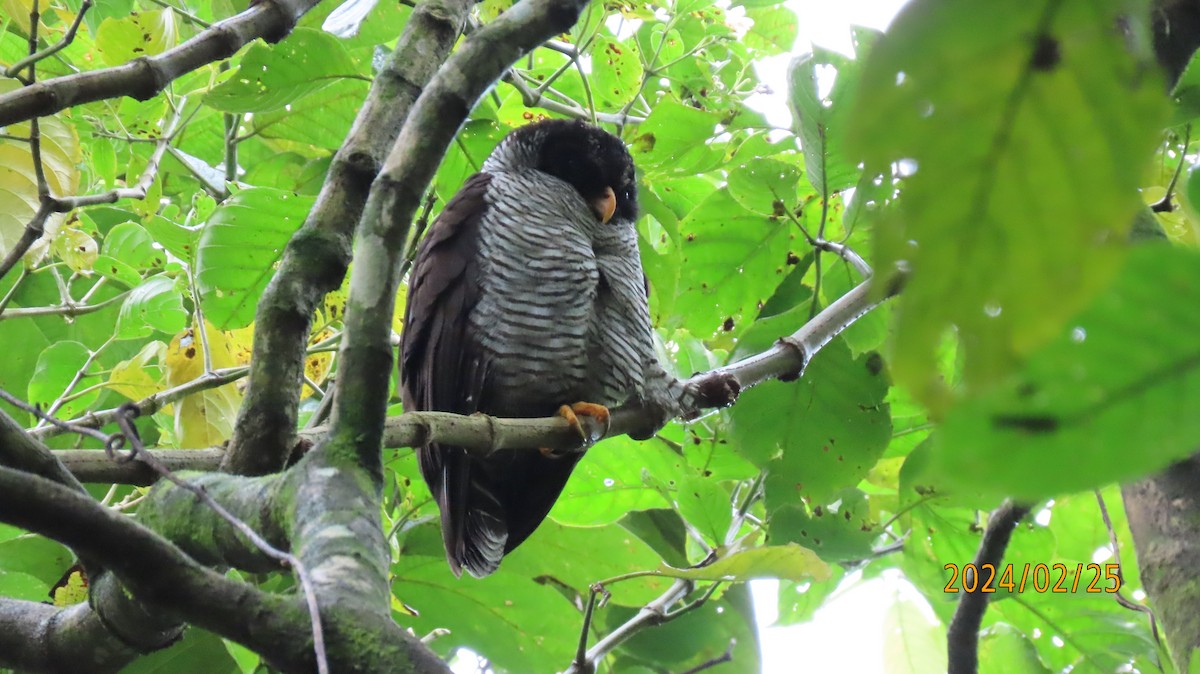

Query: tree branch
947,500,1030,674
0,597,144,673
0,463,450,673
53,270,902,485
0,0,319,126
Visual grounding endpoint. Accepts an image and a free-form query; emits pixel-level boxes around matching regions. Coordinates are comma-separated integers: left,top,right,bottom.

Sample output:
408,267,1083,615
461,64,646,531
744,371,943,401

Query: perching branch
0,0,320,126
52,267,901,486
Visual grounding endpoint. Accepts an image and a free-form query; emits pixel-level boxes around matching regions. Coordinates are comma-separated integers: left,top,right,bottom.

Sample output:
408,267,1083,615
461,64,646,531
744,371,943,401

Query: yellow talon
540,402,611,457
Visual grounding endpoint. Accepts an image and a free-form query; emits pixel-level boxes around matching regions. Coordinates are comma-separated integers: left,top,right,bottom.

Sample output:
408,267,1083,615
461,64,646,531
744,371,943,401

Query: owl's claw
540,402,611,458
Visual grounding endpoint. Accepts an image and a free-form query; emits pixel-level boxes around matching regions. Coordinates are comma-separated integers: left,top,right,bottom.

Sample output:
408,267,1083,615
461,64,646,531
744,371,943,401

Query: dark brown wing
400,172,503,577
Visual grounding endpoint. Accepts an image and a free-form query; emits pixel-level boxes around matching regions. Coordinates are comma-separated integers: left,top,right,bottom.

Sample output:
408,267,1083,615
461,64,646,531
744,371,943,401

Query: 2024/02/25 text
943,563,1121,594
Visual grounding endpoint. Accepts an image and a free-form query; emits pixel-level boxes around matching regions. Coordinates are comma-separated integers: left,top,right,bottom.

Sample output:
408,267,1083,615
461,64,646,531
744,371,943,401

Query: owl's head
484,119,638,224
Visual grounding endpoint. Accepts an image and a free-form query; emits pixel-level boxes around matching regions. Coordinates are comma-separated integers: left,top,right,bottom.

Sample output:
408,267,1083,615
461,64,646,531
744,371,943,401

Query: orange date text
943,563,1121,594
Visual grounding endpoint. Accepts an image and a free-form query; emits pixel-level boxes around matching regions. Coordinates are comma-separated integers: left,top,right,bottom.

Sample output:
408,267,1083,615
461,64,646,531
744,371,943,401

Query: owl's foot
540,403,611,458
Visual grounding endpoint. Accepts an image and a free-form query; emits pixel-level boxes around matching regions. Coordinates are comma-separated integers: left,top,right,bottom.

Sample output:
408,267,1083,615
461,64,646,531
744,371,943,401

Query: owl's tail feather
452,480,507,578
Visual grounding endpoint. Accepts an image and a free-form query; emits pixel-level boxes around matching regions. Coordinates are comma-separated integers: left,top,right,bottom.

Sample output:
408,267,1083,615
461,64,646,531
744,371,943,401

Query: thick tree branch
225,0,474,475
0,597,143,673
1123,456,1200,672
0,464,449,673
0,0,319,126
0,405,86,492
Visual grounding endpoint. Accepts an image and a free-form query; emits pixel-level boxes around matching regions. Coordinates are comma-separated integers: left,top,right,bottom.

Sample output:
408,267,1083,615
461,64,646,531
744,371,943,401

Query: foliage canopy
0,0,1197,671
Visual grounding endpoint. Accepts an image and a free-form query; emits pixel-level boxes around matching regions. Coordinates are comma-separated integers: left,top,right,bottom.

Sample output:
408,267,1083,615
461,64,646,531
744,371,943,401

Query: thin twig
29,366,249,440
0,290,131,320
677,640,735,674
504,71,644,125
1151,124,1190,213
1095,491,1161,642
33,334,116,430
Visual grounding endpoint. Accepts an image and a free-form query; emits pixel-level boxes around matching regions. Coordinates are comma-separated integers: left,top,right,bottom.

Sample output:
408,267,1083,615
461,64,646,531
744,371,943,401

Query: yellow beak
591,187,617,224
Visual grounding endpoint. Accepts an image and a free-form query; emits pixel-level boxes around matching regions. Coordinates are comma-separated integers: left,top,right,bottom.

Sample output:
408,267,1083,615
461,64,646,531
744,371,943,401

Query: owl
401,119,680,577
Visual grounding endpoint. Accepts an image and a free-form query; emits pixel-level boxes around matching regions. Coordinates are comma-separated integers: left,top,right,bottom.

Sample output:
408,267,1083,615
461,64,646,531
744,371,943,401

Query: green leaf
630,100,723,176
91,138,118,190
118,628,238,674
929,245,1200,500
591,35,643,108
206,27,359,113
502,521,672,606
117,275,187,340
979,624,1052,674
729,306,891,505
28,342,100,419
393,554,578,673
144,214,201,263
671,474,732,546
252,79,369,150
848,0,1168,404
743,6,798,55
549,436,681,526
0,535,73,586
673,191,798,336
104,222,163,271
51,229,99,273
619,508,690,568
93,254,143,288
0,570,49,602
726,157,802,215
992,589,1158,672
657,543,830,582
222,638,261,674
95,9,178,67
195,188,314,329
776,567,845,626
768,489,878,563
788,47,867,196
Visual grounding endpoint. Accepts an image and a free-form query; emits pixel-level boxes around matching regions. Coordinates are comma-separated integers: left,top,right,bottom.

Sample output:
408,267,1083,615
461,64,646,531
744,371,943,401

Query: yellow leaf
163,322,245,448
304,327,334,397
107,341,166,402
0,84,81,263
51,568,88,607
0,0,32,34
95,10,179,67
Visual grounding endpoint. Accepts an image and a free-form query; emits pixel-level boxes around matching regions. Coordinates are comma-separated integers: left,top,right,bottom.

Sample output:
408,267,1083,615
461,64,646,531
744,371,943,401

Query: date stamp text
943,563,1121,594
